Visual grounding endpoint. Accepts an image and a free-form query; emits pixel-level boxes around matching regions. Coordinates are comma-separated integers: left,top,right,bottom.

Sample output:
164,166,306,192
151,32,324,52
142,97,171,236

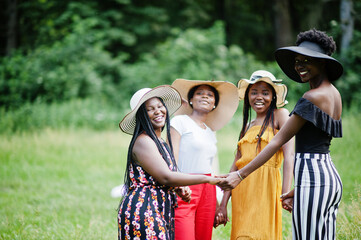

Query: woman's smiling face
190,85,216,113
248,81,273,114
294,54,325,83
145,97,167,130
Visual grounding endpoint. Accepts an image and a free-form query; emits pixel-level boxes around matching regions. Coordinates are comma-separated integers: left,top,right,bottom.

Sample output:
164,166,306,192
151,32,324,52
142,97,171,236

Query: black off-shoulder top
290,98,342,153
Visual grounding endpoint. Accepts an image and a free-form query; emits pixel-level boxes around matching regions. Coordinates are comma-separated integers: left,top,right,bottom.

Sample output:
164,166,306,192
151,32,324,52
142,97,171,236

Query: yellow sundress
231,125,283,240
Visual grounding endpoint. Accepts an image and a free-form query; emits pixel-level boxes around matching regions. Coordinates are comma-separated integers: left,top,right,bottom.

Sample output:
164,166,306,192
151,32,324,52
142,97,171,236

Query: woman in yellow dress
214,70,294,239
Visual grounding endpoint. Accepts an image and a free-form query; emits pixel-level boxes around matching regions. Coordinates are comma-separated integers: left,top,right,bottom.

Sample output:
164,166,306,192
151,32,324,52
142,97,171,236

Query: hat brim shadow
275,47,343,82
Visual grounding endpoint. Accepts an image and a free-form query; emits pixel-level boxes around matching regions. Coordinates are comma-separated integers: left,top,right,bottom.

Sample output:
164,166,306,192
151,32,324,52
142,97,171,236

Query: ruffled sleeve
290,98,342,138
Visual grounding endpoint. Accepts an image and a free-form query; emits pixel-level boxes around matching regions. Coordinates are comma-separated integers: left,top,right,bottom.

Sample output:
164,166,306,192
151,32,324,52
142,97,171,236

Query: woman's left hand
175,186,192,203
213,205,229,228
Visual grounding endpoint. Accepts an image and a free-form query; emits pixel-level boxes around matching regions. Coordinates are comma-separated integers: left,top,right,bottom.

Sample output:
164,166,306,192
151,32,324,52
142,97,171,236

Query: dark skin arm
213,149,241,227
133,133,220,186
217,114,306,190
275,108,295,195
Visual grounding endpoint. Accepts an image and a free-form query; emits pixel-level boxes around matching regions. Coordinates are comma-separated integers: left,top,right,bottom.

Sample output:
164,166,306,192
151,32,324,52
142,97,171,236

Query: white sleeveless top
170,115,217,174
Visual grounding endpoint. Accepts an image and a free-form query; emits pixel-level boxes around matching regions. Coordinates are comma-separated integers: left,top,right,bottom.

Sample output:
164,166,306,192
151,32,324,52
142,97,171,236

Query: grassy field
0,115,360,239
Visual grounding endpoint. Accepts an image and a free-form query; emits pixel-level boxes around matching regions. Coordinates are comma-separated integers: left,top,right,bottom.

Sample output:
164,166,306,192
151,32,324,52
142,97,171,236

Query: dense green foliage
335,30,361,108
0,1,360,132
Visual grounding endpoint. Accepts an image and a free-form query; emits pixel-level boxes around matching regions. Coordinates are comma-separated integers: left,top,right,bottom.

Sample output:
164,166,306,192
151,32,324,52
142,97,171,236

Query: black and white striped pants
293,153,343,240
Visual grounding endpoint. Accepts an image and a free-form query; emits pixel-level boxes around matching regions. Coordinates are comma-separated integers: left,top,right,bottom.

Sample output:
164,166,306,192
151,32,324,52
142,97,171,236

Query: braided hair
238,83,278,152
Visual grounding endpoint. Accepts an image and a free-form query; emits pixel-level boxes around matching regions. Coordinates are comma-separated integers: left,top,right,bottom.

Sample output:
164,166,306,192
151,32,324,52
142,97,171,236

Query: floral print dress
118,142,177,240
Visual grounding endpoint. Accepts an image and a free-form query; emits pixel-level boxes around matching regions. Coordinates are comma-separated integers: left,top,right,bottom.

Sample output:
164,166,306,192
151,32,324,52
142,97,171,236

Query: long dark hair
122,97,177,194
238,83,278,151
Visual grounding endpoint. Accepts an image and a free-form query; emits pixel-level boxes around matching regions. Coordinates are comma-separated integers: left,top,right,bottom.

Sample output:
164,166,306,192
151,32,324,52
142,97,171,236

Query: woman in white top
170,79,239,240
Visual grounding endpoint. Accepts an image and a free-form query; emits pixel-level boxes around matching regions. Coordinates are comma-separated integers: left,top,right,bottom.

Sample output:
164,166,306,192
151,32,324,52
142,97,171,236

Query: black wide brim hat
275,41,343,83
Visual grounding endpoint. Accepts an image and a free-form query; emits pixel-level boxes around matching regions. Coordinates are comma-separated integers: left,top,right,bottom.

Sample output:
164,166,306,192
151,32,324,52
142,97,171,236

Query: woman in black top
217,29,343,239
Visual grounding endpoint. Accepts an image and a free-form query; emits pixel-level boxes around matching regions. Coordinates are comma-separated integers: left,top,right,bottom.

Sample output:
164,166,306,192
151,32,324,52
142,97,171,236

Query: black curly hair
296,28,336,56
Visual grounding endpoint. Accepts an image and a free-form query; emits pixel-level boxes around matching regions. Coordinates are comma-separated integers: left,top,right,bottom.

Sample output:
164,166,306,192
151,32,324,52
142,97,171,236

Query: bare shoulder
302,85,342,119
275,108,290,121
133,133,156,153
275,107,290,116
302,87,333,110
303,83,341,104
274,108,290,129
302,89,325,103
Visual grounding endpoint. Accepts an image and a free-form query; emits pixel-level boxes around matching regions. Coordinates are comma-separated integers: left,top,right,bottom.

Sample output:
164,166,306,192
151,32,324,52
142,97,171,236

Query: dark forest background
0,0,360,132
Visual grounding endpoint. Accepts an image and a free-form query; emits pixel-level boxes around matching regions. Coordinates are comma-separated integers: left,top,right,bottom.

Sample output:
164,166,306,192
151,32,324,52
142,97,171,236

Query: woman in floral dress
118,86,220,240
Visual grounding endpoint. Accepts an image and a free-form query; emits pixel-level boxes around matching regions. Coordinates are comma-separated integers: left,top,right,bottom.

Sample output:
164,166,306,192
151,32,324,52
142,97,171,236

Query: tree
340,0,354,55
6,0,18,56
273,0,293,48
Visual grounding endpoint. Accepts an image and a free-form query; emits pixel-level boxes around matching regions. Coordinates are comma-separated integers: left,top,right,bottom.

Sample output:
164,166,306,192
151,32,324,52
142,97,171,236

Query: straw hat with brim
238,70,288,108
275,41,343,83
119,85,182,135
171,79,239,131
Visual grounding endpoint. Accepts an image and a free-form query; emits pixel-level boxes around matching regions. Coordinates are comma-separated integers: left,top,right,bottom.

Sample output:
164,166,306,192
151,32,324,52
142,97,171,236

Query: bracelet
236,171,244,181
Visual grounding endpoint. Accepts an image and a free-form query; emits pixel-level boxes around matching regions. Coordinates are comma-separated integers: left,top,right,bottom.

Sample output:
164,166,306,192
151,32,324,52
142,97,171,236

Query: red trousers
174,180,216,240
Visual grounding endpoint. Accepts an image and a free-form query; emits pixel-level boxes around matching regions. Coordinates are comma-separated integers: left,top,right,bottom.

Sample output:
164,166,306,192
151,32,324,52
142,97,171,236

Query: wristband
236,171,244,181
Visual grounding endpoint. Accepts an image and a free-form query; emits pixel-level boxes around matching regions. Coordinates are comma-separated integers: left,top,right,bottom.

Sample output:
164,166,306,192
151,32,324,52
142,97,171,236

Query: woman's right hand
175,186,192,203
208,176,221,185
280,189,294,213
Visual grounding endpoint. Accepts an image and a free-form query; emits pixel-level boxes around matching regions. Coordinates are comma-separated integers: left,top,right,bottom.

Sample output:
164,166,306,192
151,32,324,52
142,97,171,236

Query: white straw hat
171,79,239,131
238,70,288,107
119,85,182,135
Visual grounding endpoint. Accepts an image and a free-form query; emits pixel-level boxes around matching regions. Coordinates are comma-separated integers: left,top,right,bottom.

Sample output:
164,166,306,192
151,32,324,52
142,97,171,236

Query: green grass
0,114,360,239
0,129,131,239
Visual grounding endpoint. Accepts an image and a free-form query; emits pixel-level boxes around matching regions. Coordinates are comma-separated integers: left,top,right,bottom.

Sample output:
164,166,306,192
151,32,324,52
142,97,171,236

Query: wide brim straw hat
171,79,239,131
275,41,343,82
119,85,182,135
238,70,288,108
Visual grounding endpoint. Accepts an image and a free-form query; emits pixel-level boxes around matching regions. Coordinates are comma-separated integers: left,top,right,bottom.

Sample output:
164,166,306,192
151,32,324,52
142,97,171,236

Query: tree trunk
303,0,323,29
222,0,238,47
340,0,354,55
273,0,293,48
6,0,17,56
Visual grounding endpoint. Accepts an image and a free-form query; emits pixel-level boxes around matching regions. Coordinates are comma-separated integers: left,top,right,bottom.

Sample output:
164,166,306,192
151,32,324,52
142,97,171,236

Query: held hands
175,186,192,203
208,176,222,185
216,171,243,191
213,204,229,228
280,189,294,213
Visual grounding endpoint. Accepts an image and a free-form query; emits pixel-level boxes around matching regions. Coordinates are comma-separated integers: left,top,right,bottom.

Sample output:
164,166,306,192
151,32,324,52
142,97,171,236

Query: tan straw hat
171,79,239,131
238,70,288,108
119,85,182,135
